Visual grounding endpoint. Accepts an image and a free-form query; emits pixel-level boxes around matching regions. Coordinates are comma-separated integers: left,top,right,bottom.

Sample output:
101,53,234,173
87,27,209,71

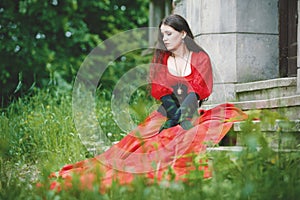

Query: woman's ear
181,31,187,39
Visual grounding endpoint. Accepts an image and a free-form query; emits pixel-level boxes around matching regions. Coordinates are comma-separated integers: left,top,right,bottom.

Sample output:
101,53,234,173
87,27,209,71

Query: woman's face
160,24,185,52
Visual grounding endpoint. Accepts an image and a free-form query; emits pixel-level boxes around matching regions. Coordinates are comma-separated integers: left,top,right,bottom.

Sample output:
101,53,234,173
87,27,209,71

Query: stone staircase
234,77,300,120
206,77,300,151
233,77,300,150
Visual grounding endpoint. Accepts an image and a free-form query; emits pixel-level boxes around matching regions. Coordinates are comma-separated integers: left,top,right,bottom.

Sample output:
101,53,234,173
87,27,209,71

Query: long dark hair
154,14,204,63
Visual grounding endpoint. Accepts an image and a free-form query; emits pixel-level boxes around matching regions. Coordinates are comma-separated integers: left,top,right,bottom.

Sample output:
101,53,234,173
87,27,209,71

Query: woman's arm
188,51,213,100
149,55,173,100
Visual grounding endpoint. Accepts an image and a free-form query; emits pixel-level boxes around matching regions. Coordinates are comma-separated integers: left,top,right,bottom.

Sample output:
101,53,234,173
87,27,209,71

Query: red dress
48,51,247,192
150,51,213,100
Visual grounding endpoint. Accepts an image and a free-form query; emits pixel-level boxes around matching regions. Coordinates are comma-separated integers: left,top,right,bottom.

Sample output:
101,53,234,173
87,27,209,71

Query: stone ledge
235,77,297,93
233,95,300,110
233,120,300,149
202,95,300,111
237,86,297,102
233,119,300,132
207,146,243,152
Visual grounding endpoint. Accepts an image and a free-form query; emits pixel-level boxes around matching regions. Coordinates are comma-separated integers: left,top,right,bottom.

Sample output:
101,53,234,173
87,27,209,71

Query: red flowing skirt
48,103,247,192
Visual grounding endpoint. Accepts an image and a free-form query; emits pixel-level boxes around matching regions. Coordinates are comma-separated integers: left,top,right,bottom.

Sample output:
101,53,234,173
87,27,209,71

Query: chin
166,47,174,52
164,44,172,51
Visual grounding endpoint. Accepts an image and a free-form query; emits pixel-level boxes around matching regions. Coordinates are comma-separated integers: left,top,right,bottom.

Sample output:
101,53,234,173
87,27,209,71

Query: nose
162,35,167,42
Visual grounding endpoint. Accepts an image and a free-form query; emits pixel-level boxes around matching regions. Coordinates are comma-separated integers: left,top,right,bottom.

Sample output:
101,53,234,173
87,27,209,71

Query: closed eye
161,32,172,37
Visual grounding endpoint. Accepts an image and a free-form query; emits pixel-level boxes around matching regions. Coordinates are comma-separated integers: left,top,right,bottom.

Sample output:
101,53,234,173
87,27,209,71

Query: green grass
0,87,299,200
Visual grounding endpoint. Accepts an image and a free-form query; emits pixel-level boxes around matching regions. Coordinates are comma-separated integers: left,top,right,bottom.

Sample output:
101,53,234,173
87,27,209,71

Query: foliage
0,88,299,199
0,0,149,105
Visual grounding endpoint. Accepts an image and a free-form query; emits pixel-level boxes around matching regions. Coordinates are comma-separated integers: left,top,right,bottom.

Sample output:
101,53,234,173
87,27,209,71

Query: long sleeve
188,51,213,100
149,55,173,100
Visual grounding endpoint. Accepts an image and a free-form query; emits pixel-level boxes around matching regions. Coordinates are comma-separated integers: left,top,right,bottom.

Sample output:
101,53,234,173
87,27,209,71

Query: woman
47,14,247,192
150,14,213,132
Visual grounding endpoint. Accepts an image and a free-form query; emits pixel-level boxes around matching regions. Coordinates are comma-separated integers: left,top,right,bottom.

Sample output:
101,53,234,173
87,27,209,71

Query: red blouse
150,51,213,100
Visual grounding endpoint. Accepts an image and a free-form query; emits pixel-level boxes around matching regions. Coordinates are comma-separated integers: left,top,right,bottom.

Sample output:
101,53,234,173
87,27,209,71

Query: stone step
233,119,300,132
236,77,297,101
233,95,300,120
202,95,300,120
233,119,300,149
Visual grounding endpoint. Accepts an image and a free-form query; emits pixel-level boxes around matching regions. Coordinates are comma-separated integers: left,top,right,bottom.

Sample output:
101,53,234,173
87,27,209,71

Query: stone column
149,0,172,47
174,0,279,103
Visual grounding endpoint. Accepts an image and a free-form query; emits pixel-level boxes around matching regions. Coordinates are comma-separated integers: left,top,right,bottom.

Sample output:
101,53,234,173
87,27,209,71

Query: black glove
177,92,199,130
159,94,181,132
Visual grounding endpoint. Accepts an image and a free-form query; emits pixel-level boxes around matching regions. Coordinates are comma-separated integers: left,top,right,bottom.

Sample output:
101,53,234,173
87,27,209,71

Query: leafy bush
0,0,150,106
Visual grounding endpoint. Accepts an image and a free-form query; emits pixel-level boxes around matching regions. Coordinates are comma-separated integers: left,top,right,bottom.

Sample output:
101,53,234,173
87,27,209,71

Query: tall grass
0,87,299,199
0,88,87,199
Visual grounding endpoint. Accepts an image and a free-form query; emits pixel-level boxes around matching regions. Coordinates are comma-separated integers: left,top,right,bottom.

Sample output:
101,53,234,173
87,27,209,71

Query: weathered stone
236,77,297,101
